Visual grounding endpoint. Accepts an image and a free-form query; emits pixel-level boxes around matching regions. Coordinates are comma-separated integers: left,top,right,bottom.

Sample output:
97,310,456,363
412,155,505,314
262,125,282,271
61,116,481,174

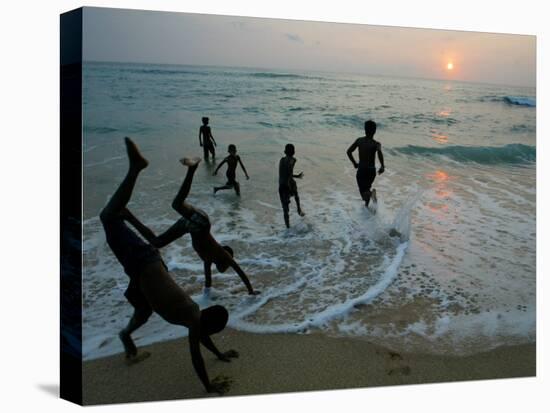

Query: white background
0,0,547,411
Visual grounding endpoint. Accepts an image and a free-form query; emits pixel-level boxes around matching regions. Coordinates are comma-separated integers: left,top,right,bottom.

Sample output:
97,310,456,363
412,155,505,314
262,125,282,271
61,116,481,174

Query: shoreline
82,329,535,405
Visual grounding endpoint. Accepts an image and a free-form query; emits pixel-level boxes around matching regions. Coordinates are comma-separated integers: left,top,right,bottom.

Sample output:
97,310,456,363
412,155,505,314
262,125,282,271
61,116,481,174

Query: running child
278,143,305,228
213,144,250,196
346,120,385,207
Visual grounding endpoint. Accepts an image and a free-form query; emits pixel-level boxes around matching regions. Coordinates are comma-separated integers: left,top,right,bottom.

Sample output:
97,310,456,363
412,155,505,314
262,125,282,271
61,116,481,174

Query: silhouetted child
101,138,237,395
199,117,216,161
346,120,385,207
124,156,260,296
213,144,249,196
278,144,305,228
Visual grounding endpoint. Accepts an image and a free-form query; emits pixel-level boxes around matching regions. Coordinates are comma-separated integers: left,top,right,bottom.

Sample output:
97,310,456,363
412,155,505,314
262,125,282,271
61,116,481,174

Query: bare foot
371,189,377,203
119,330,137,358
298,210,306,217
180,157,202,169
124,137,148,170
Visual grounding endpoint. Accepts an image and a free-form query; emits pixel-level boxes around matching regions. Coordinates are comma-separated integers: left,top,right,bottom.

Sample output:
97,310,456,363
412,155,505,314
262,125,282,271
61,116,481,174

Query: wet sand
82,329,535,405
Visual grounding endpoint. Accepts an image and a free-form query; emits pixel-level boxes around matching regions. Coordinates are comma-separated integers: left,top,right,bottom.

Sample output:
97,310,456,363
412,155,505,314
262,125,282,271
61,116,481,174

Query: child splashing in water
213,144,250,196
346,120,385,208
278,144,305,228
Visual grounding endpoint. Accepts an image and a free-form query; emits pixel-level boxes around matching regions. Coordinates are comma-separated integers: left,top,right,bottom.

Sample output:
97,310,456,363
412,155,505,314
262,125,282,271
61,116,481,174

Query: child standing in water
278,144,305,228
199,117,216,161
213,144,249,196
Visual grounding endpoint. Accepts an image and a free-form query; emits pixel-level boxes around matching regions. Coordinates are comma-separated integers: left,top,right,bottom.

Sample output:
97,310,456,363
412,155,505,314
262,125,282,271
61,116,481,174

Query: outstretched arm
122,208,158,245
229,259,259,295
377,143,385,174
124,208,188,248
238,157,249,179
200,335,239,362
189,316,232,394
213,158,227,175
209,131,216,146
346,140,359,168
188,324,214,392
290,158,303,179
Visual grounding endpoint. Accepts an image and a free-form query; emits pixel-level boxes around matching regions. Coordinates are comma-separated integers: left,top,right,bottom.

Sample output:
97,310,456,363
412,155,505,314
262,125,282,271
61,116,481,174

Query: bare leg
295,193,305,217
283,212,290,228
282,204,290,228
371,188,377,203
172,157,201,217
100,137,148,219
119,308,152,362
361,190,372,207
214,184,233,194
234,181,240,197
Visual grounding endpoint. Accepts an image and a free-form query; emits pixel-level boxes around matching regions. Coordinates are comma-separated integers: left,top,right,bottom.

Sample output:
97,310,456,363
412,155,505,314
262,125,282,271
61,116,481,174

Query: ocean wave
281,87,309,93
265,87,308,94
510,124,536,134
249,72,325,81
412,113,458,125
84,125,118,134
479,95,502,103
322,113,366,127
231,242,409,334
504,96,536,107
392,144,535,165
82,191,416,359
121,68,206,76
257,121,290,129
480,95,536,107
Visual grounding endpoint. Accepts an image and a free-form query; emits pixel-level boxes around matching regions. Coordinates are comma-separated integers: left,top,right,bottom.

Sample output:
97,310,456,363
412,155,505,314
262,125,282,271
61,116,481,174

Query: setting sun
447,62,454,70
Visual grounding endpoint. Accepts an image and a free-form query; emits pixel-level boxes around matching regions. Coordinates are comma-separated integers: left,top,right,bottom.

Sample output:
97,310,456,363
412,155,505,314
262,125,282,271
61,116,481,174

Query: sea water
82,61,536,359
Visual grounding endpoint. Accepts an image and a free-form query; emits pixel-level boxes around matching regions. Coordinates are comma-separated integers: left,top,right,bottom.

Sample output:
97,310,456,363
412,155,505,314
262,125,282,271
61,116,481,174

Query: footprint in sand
124,351,151,366
382,350,411,376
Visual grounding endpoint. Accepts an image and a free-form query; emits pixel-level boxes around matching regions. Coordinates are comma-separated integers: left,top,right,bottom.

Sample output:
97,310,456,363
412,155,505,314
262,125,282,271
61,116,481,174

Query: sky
83,7,536,87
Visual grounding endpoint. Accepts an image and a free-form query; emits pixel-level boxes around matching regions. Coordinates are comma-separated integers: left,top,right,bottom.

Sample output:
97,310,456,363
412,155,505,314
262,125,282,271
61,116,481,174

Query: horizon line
83,59,536,89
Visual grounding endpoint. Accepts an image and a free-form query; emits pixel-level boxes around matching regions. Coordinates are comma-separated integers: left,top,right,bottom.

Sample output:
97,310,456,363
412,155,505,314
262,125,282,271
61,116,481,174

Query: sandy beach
82,329,535,405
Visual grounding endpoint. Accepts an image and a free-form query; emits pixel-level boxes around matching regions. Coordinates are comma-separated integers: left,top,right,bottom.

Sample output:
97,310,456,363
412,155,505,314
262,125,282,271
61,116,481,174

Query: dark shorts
203,141,215,156
279,181,298,209
356,167,376,194
173,210,211,234
226,170,237,186
101,214,163,312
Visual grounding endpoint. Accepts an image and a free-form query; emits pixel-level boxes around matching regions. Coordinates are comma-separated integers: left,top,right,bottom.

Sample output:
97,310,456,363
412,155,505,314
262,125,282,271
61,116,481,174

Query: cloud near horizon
83,8,535,87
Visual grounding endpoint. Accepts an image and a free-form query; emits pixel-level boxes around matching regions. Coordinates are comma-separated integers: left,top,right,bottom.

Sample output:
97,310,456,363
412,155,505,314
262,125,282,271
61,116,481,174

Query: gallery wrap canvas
60,6,536,406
